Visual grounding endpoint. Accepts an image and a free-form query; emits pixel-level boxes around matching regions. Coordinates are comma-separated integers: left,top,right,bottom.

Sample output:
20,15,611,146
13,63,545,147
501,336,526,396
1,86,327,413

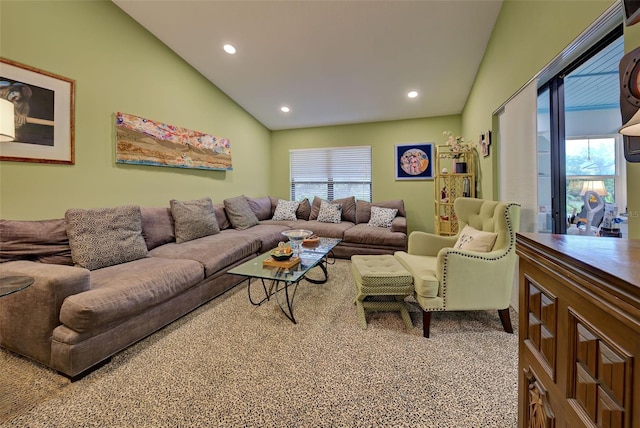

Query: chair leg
422,310,431,338
498,308,513,333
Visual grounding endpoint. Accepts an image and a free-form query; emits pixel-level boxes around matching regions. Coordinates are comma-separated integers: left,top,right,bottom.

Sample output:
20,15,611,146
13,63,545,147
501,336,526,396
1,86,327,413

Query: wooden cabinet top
516,233,640,311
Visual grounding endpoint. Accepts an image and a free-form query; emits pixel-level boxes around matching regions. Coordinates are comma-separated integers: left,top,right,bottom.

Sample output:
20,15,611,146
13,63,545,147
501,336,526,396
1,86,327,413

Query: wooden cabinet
516,233,640,428
433,145,475,235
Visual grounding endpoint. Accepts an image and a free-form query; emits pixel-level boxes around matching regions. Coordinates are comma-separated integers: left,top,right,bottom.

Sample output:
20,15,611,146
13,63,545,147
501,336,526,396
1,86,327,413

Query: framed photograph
0,58,75,164
481,130,491,158
395,143,434,180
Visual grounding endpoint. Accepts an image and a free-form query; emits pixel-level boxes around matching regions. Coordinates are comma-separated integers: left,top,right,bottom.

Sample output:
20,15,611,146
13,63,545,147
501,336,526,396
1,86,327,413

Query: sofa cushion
302,220,354,239
59,257,204,333
356,199,406,224
247,196,273,221
0,219,73,265
272,199,300,221
170,197,220,244
230,224,291,253
367,206,398,228
309,196,356,223
453,225,498,252
343,223,407,248
140,207,175,250
149,230,261,277
394,252,439,299
317,200,342,223
65,205,149,271
223,195,259,230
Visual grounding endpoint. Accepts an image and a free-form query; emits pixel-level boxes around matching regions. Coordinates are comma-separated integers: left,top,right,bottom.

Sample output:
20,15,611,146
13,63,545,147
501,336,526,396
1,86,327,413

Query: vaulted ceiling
113,0,504,130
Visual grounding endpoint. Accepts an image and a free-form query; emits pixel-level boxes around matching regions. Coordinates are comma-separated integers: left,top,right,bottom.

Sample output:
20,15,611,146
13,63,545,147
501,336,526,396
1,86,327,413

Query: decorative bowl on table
302,234,320,247
270,241,294,261
281,229,313,256
270,248,293,261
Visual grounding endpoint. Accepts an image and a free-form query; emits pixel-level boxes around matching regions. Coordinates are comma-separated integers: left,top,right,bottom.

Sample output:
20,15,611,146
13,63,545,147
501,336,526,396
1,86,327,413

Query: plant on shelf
443,131,476,158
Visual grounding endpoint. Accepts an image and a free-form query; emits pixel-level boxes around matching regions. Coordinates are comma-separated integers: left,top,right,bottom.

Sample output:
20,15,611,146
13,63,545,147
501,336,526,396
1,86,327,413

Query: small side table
0,275,34,298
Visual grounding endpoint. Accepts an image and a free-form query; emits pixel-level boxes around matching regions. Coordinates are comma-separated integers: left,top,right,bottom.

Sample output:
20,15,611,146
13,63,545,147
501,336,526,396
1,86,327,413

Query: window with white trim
289,146,372,202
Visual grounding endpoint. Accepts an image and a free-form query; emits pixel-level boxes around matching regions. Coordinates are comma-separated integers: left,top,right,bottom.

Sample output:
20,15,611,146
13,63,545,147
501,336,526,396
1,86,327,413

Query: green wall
0,1,270,220
270,116,461,234
462,0,640,238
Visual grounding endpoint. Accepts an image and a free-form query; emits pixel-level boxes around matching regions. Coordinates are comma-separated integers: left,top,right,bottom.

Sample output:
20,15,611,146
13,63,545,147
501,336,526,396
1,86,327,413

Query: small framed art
0,58,75,164
395,143,434,180
481,130,491,158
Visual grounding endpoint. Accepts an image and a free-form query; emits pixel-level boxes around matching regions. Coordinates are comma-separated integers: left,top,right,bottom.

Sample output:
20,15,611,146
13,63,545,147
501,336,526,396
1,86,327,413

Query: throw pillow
296,198,311,220
272,199,300,221
65,205,149,271
453,225,498,253
367,206,398,228
223,195,259,230
317,200,342,223
169,197,220,244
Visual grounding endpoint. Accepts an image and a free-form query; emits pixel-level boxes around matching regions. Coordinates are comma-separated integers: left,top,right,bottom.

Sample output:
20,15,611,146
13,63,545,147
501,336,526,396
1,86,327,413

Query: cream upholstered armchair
394,198,521,338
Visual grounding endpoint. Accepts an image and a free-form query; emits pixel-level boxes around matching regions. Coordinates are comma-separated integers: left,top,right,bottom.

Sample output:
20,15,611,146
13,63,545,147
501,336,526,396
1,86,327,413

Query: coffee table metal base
246,263,330,324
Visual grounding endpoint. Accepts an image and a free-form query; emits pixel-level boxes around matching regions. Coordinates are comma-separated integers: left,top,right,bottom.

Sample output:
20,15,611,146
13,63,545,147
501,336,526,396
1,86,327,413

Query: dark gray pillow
223,195,259,230
65,205,149,270
169,197,220,244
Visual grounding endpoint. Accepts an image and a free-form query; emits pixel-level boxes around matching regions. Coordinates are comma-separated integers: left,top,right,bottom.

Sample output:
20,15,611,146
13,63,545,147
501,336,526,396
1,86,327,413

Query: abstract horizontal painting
115,112,232,171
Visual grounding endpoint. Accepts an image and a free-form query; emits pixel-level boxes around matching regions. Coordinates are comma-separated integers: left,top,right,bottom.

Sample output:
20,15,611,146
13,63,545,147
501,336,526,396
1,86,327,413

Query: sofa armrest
390,216,406,234
0,261,90,366
408,231,457,257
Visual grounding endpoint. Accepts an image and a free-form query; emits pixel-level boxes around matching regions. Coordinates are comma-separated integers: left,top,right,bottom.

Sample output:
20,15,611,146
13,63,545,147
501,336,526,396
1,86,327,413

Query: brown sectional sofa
0,195,406,378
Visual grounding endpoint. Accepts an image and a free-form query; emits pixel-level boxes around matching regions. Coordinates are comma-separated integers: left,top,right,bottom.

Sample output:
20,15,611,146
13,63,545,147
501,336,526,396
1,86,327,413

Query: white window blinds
289,146,372,202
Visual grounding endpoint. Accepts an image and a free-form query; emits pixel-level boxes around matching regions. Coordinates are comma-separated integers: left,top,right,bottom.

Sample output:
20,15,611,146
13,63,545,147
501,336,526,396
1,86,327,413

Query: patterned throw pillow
317,200,342,223
272,199,300,221
65,205,149,270
453,225,498,252
170,197,220,244
223,195,259,230
367,206,398,228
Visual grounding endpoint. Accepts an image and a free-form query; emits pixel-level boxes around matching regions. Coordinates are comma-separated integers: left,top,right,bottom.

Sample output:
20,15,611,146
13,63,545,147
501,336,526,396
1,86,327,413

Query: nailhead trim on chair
438,202,520,311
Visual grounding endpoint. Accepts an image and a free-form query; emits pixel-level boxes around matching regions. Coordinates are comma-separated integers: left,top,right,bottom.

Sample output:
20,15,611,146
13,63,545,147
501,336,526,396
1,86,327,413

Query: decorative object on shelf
281,229,313,257
116,112,232,171
454,162,467,173
395,142,434,180
0,58,75,164
443,131,476,157
462,177,471,197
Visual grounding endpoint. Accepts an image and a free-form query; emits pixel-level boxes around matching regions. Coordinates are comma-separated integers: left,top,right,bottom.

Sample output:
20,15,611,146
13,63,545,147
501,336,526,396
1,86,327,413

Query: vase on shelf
454,161,467,173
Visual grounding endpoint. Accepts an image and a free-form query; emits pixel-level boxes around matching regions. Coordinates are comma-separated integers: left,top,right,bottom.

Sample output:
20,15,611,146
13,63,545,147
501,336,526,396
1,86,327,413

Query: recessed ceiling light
223,44,236,54
281,106,290,113
408,91,419,98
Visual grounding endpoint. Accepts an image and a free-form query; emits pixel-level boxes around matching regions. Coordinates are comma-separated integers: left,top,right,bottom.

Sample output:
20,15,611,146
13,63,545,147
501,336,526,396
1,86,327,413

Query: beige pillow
170,197,220,244
453,225,498,253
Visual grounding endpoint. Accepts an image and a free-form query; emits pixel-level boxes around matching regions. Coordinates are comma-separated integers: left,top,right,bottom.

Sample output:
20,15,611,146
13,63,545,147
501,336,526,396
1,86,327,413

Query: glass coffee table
228,237,341,324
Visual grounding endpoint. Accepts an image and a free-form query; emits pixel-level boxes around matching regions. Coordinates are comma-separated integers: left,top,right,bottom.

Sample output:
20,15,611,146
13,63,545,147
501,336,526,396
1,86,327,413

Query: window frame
289,146,372,202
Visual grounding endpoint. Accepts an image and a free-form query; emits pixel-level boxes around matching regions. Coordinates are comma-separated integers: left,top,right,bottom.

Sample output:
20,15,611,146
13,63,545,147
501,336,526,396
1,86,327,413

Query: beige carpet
0,259,518,427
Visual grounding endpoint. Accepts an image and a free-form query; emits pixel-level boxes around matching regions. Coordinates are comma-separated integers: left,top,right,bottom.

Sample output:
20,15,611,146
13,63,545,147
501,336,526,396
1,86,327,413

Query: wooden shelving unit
433,145,475,236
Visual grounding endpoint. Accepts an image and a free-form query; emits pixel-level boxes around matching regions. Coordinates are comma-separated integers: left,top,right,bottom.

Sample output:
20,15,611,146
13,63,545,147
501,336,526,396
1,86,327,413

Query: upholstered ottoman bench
351,254,414,330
